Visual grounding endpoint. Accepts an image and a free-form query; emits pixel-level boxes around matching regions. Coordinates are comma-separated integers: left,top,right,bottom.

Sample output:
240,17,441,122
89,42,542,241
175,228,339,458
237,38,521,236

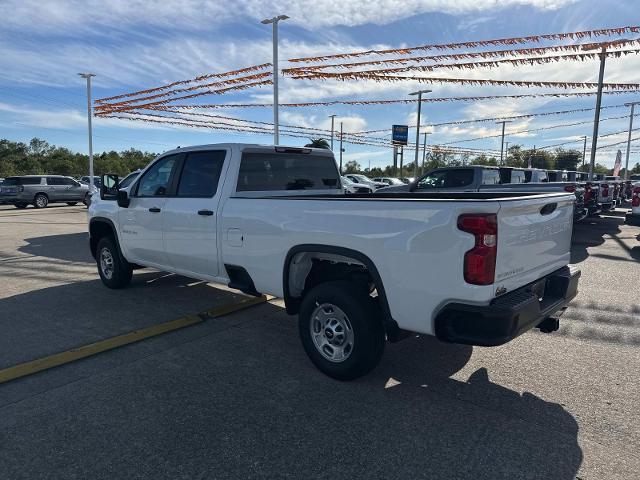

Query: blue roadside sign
392,125,409,145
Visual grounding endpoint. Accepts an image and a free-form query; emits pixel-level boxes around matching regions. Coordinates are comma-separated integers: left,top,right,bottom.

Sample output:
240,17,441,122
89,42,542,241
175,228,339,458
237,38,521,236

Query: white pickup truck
88,144,580,380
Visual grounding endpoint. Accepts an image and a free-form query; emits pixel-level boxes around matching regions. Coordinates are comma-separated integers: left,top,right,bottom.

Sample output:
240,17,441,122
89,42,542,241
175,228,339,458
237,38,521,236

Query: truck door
119,154,181,267
162,150,227,277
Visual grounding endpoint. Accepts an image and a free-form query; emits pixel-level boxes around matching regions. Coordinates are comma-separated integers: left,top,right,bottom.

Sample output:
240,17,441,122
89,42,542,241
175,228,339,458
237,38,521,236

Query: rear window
3,177,42,185
416,169,474,189
236,152,339,191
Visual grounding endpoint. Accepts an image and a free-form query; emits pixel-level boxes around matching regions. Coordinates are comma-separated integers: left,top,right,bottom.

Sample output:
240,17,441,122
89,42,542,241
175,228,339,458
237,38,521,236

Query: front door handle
149,207,161,213
197,209,214,216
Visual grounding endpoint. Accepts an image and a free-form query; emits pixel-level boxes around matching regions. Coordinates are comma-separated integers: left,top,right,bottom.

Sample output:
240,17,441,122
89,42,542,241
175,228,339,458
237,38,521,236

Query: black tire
298,280,385,380
33,193,48,209
14,203,28,209
83,193,91,207
66,202,78,206
96,236,132,289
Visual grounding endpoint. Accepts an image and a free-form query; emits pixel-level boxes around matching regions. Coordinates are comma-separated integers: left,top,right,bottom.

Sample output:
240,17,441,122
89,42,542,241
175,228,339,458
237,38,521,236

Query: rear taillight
602,183,609,197
564,185,576,193
584,183,592,202
632,187,640,207
458,214,497,286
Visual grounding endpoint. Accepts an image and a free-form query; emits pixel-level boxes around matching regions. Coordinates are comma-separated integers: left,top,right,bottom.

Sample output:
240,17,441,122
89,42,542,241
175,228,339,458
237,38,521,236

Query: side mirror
117,189,130,208
100,174,119,200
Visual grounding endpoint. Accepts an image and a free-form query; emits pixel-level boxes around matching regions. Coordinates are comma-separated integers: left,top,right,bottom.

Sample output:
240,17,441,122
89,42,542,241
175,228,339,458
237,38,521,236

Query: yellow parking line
0,295,268,385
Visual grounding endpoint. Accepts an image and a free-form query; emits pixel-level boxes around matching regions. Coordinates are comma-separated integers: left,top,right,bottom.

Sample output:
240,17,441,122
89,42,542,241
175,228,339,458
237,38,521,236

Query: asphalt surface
0,203,639,479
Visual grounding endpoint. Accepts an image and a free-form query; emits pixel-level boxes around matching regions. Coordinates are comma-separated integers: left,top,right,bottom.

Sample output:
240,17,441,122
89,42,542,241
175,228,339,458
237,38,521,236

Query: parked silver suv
0,175,90,209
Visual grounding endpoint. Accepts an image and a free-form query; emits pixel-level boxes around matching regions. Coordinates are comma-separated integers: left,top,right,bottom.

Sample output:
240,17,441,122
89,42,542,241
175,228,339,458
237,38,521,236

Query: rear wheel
14,203,28,209
33,193,48,209
66,202,78,206
83,193,90,206
96,236,132,289
298,280,385,380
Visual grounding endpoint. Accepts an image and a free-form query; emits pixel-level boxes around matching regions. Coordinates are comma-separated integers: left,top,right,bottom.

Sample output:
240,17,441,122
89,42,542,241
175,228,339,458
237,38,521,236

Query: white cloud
0,0,577,32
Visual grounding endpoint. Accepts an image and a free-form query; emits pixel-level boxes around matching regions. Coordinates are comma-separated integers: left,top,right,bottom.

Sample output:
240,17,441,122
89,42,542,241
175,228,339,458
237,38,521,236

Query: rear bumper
435,265,580,346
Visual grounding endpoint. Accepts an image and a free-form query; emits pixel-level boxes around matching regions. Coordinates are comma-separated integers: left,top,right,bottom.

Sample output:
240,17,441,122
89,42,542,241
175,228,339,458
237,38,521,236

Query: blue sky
1,0,640,169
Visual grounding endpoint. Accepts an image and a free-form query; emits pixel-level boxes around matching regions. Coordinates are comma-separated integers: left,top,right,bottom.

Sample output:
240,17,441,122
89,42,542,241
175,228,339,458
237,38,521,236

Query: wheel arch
282,244,397,334
89,217,123,261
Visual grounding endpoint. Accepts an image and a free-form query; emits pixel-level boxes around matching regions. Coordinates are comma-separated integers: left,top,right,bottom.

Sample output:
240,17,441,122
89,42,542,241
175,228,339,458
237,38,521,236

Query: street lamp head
78,73,96,78
409,89,432,96
261,15,289,24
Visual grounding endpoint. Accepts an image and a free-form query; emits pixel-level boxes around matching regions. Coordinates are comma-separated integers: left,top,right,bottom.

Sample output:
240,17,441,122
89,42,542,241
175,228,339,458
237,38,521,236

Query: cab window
416,169,474,189
136,155,179,197
481,169,500,185
176,151,226,197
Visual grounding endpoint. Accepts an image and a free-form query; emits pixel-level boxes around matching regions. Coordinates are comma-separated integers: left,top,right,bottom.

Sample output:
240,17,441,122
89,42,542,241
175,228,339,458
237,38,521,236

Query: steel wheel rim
36,195,47,207
310,303,354,363
100,247,114,280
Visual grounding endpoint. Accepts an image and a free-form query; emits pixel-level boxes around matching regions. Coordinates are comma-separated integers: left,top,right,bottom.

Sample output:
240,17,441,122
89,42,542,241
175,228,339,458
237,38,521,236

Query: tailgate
495,193,574,292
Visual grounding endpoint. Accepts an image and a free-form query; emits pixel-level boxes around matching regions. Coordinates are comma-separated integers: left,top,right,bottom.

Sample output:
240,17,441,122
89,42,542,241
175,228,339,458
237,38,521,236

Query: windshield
387,178,404,185
119,172,140,189
341,176,353,185
350,175,370,183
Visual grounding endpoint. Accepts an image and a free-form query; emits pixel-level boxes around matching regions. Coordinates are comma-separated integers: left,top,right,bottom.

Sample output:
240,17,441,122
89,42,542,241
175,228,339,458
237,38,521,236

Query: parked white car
89,144,580,380
341,176,372,194
345,174,387,190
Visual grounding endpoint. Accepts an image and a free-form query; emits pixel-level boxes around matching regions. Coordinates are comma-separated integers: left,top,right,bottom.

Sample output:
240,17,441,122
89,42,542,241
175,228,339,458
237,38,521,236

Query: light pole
328,114,337,151
505,141,510,164
422,131,430,175
580,40,630,178
409,89,432,176
339,121,343,174
261,14,289,145
496,120,512,165
623,102,640,181
582,135,588,168
78,73,96,192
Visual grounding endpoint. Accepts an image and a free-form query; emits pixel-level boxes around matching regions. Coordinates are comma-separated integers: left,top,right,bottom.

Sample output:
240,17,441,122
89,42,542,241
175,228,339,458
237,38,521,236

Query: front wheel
96,236,132,289
298,280,385,380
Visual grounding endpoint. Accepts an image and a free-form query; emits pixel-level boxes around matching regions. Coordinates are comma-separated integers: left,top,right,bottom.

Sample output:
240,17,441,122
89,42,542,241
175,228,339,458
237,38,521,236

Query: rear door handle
198,209,214,216
148,207,161,213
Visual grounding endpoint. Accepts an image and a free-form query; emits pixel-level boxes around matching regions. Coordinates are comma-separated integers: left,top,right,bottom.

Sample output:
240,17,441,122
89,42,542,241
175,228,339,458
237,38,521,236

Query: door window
46,177,66,185
136,155,179,197
176,151,226,197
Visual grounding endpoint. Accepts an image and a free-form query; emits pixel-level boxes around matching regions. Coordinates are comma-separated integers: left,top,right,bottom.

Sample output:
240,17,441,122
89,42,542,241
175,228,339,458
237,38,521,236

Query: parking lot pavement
1,205,640,479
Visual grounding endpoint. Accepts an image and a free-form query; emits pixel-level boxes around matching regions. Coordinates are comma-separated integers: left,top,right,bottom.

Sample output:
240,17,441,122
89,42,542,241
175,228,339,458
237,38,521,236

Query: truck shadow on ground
17,233,94,264
571,214,624,263
0,290,584,479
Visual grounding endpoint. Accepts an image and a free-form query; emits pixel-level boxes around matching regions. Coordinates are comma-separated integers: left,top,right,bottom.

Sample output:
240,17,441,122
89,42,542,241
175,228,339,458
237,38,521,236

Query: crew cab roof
157,143,335,157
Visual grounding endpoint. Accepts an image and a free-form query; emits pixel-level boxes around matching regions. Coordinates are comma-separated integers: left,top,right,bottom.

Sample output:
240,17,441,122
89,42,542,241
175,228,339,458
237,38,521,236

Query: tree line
0,138,158,178
2,137,640,180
